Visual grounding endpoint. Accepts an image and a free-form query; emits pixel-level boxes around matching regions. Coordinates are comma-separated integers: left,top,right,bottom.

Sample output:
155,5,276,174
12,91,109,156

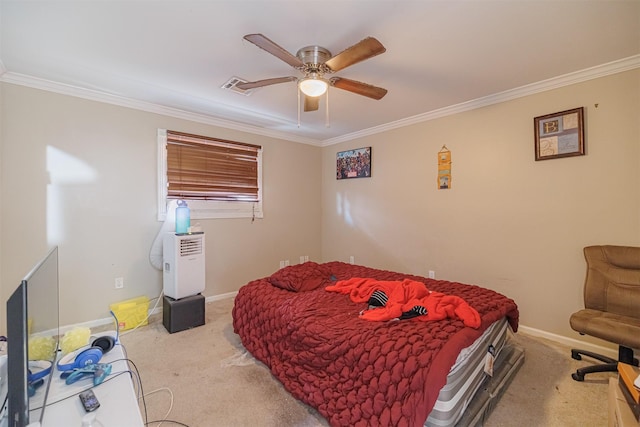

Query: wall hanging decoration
336,147,372,179
437,145,451,189
534,107,585,161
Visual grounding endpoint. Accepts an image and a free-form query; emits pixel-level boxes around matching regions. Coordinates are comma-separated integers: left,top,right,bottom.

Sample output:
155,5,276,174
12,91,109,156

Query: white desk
33,343,143,427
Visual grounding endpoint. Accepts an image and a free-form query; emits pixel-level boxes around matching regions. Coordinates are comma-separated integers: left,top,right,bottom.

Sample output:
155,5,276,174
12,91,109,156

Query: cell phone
78,389,100,412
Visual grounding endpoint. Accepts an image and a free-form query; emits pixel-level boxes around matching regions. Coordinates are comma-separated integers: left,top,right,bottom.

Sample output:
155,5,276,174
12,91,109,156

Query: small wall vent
221,76,254,96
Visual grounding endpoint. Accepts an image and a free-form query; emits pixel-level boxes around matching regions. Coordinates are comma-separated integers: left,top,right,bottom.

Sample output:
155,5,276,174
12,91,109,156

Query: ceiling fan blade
236,76,297,90
330,77,387,100
303,95,319,112
325,37,386,72
243,34,304,68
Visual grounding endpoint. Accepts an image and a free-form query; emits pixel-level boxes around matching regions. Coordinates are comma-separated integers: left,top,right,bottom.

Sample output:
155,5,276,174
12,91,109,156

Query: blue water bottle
175,200,190,234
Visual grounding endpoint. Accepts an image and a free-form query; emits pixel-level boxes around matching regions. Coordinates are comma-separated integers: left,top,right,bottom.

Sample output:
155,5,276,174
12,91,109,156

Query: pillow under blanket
268,261,333,292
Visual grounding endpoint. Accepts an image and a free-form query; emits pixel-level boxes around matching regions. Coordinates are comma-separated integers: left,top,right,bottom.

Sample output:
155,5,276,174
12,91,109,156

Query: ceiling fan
237,34,388,113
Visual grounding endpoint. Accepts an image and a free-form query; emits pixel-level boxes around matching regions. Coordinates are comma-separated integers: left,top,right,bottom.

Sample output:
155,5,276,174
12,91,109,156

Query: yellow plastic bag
109,296,149,331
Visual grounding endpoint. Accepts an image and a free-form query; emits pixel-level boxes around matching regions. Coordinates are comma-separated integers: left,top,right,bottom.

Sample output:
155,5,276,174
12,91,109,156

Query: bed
232,261,522,427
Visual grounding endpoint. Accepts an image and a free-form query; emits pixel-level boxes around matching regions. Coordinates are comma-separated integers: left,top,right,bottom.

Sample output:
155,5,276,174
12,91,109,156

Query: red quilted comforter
232,262,519,427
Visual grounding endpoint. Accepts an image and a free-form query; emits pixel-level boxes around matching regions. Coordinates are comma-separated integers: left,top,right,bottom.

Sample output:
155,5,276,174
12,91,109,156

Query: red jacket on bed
325,277,481,328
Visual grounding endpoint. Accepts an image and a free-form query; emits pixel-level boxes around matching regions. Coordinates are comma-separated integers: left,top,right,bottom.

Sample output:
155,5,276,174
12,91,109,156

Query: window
157,129,263,220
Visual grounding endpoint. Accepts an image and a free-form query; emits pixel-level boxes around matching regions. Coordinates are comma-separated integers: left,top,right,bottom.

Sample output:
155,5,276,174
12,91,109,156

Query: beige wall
0,84,322,328
1,70,638,347
321,70,640,343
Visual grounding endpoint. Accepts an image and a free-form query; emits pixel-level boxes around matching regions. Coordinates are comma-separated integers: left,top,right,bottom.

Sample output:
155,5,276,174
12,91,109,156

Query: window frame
157,129,263,221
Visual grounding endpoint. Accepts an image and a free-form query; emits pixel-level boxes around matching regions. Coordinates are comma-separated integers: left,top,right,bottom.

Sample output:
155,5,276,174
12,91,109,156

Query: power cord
140,387,173,427
145,420,190,427
110,319,190,427
116,357,148,424
120,291,165,337
120,357,189,427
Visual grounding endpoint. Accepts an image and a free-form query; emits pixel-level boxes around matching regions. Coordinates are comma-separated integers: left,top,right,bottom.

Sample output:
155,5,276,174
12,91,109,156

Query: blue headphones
28,360,52,382
27,360,52,396
57,311,120,372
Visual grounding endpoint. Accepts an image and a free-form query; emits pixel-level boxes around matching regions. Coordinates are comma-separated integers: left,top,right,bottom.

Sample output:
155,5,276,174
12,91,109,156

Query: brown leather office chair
570,245,640,381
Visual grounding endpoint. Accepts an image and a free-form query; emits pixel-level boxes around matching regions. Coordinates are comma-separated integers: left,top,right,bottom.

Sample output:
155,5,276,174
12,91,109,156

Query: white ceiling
1,1,639,145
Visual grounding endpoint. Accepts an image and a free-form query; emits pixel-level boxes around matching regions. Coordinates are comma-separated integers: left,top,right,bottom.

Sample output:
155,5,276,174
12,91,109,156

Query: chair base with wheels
569,245,640,383
570,345,639,381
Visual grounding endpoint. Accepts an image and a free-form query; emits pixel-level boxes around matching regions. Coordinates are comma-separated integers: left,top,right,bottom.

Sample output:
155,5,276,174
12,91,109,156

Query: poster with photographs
336,147,372,180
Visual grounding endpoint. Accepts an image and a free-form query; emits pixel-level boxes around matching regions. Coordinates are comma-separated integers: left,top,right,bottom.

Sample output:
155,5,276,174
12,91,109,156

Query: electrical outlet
285,260,290,266
115,277,124,289
304,255,309,262
280,260,285,269
300,256,305,264
428,270,435,279
349,255,355,264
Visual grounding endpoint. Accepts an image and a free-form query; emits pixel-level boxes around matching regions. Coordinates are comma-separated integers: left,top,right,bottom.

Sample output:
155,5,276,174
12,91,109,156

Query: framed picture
336,147,372,179
534,107,585,161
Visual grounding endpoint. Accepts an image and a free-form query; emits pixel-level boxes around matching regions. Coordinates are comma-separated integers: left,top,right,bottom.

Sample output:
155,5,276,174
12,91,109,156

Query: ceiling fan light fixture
299,76,328,97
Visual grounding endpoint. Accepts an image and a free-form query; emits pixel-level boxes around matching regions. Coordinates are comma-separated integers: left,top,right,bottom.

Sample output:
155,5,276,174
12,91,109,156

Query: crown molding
2,55,638,148
0,72,322,146
321,54,640,146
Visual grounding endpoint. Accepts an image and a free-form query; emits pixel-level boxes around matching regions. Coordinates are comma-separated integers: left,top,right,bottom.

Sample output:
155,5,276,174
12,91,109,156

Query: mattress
426,318,509,426
455,341,525,426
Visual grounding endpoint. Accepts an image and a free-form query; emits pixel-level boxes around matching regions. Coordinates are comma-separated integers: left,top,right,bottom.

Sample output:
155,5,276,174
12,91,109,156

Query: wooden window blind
166,130,261,202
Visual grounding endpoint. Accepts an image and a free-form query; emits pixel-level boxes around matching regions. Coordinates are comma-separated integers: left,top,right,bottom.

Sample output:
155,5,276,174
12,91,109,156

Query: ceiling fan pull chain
325,89,330,128
297,86,301,128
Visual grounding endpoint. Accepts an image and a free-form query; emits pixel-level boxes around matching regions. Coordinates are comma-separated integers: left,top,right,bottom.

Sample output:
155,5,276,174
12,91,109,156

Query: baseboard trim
518,324,618,359
66,291,239,333
204,291,238,303
148,291,237,314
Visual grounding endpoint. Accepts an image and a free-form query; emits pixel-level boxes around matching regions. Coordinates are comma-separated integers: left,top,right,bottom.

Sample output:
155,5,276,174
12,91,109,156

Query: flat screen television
1,247,59,427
